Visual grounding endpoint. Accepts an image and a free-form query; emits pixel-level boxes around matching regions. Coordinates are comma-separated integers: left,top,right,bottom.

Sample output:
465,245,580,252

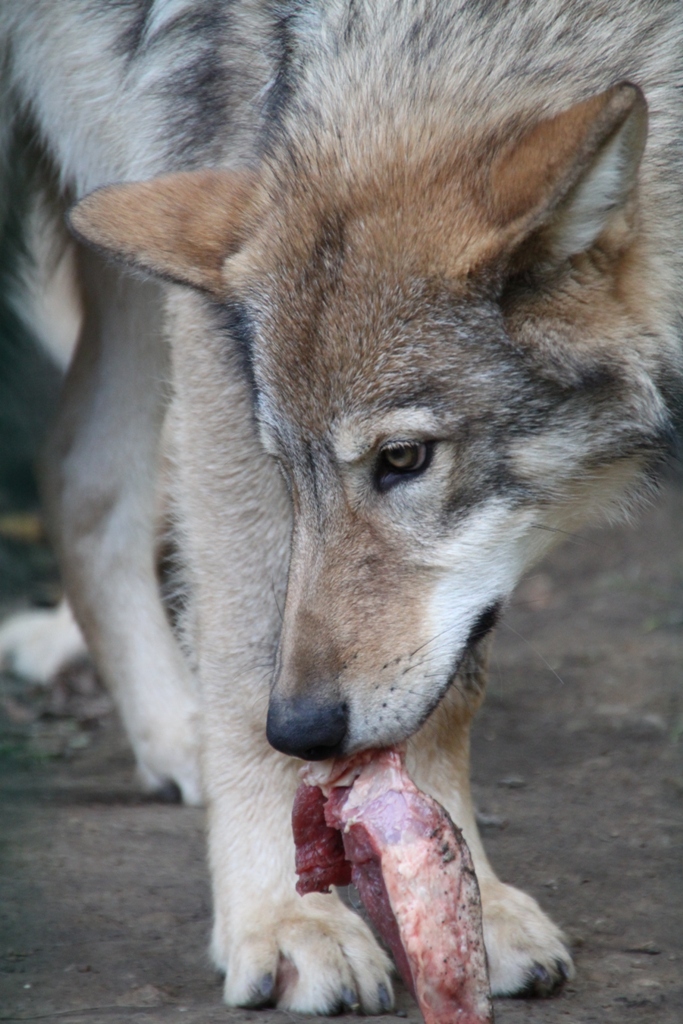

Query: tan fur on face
277,499,428,696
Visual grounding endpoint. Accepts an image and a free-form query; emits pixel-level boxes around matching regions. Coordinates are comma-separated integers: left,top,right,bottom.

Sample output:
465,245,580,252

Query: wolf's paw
0,600,87,683
480,878,574,997
133,696,203,807
214,894,394,1015
136,748,202,806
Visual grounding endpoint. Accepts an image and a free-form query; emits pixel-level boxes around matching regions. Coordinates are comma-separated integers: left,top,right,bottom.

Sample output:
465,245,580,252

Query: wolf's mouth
395,598,503,737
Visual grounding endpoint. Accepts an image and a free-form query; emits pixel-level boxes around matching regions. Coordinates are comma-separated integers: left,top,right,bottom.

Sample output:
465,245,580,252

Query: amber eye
384,443,427,471
376,441,433,491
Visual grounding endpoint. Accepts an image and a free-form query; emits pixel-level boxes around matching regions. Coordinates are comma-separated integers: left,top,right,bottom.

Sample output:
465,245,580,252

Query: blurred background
0,144,75,614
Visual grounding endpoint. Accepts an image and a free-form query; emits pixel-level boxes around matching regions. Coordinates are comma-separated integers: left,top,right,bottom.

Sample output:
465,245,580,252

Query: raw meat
292,781,351,893
293,750,493,1024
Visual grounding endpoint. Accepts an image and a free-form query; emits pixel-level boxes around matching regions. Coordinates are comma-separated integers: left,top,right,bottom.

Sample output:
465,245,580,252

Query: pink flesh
292,750,493,1024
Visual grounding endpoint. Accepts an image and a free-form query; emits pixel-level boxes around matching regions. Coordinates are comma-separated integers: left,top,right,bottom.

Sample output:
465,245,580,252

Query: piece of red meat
292,781,352,893
292,750,493,1024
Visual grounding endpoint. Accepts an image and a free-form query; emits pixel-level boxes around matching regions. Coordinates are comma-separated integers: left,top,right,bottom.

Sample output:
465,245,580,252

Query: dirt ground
1,478,682,1024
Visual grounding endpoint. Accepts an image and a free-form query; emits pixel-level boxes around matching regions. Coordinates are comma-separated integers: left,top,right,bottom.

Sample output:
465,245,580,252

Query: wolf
1,0,682,1014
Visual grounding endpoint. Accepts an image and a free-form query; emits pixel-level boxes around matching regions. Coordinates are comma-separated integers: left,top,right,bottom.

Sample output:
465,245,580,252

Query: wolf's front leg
204,736,393,1013
408,646,573,999
196,520,394,1013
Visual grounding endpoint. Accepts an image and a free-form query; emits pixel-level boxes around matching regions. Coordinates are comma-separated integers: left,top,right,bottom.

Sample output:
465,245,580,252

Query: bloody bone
293,750,493,1024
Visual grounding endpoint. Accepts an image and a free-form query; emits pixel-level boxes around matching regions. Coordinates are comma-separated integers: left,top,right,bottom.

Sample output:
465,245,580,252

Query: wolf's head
72,83,681,759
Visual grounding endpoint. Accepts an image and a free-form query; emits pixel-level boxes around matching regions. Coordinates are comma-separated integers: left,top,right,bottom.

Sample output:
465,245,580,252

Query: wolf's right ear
69,168,260,296
487,82,648,267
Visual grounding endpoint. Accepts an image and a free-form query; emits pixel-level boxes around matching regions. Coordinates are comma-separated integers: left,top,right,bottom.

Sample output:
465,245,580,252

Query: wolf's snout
266,695,348,760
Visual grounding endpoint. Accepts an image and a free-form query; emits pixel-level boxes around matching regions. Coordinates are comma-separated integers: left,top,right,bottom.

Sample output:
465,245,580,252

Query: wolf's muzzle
266,695,348,760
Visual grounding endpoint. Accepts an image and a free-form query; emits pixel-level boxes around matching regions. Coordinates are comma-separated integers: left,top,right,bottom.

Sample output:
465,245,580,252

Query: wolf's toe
480,878,574,997
518,958,569,998
135,751,202,807
148,778,182,804
220,898,393,1015
377,981,393,1011
241,972,276,1008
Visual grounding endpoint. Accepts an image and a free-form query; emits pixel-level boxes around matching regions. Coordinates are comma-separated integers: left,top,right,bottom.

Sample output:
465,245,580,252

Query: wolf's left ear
488,82,648,266
69,169,260,295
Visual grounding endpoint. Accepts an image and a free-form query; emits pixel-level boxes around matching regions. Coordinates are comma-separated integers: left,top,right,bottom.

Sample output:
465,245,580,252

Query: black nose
266,696,348,760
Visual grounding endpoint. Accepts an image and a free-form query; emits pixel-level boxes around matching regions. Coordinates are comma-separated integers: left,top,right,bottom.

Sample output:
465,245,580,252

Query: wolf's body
2,0,682,1013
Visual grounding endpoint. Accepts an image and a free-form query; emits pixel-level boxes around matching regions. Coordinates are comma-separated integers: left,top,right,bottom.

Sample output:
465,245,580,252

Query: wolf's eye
376,441,433,491
384,443,426,471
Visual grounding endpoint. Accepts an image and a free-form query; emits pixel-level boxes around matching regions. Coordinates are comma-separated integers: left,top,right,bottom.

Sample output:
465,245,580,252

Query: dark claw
153,779,182,804
531,964,553,994
258,972,275,1000
518,959,568,999
555,957,571,983
341,985,360,1012
377,982,393,1012
245,972,275,1007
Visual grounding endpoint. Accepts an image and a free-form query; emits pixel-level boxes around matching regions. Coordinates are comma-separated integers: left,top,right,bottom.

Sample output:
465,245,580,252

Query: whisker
499,619,565,686
529,523,598,546
508,596,552,611
395,663,475,716
490,645,504,689
407,619,464,660
272,583,284,622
